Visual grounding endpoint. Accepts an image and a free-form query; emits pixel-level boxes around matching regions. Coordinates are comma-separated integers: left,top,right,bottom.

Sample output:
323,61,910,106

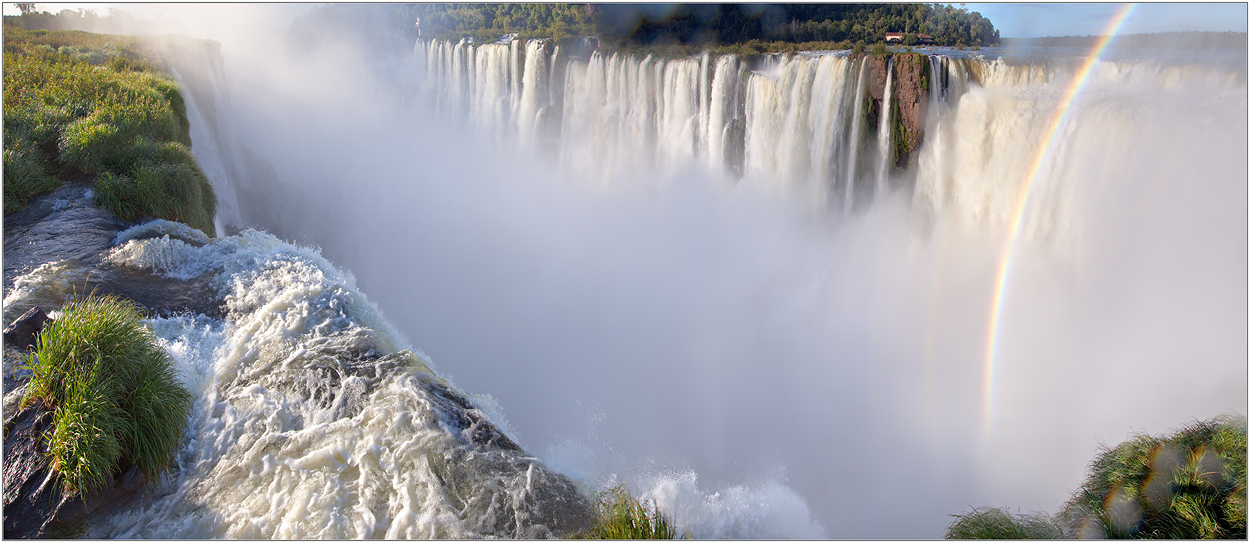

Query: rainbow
982,4,1137,433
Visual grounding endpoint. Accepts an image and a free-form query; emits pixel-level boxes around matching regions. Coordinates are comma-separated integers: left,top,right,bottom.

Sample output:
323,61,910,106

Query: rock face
860,52,931,170
891,53,930,169
2,401,59,538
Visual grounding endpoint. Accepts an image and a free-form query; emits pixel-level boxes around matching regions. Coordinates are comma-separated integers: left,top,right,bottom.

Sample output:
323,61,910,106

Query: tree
16,3,35,15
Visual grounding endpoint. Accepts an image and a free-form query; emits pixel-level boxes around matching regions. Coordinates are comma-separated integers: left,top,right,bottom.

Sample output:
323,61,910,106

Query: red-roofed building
885,32,904,43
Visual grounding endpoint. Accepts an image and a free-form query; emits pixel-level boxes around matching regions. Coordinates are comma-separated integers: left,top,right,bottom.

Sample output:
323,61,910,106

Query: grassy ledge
577,484,678,540
946,414,1248,539
3,27,216,237
20,293,192,498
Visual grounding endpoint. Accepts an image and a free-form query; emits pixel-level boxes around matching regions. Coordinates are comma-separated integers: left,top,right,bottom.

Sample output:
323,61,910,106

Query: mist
75,5,1248,538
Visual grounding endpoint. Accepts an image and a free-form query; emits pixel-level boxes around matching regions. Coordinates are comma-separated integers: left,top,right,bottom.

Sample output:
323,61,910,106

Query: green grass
3,137,62,213
945,415,1247,540
3,28,214,236
21,293,192,497
945,507,1065,539
578,484,677,540
1059,415,1247,539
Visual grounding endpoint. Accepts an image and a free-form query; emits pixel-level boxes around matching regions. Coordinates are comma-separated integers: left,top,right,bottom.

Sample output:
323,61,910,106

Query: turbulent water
9,26,1244,538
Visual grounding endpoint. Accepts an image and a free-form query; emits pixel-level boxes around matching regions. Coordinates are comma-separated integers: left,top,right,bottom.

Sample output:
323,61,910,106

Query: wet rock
3,402,68,539
416,371,592,537
2,400,151,539
3,307,48,353
418,374,523,452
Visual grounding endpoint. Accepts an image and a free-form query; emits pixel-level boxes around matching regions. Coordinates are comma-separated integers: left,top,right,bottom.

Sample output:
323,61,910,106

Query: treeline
4,4,1001,53
415,3,1000,47
2,6,148,34
1003,31,1247,50
416,4,596,42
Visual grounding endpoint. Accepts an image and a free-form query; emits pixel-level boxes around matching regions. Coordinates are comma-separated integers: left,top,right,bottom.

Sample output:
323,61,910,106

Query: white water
33,22,1243,538
78,229,585,538
844,56,870,212
875,56,894,198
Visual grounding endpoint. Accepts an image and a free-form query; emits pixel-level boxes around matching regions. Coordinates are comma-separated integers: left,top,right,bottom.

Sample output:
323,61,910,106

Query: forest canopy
3,4,1004,53
414,3,1001,47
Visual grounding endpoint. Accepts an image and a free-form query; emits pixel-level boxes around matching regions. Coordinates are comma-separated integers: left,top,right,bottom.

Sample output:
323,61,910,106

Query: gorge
4,13,1247,538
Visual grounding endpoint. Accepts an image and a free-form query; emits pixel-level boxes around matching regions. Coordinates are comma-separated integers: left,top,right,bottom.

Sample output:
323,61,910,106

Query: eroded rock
3,307,48,354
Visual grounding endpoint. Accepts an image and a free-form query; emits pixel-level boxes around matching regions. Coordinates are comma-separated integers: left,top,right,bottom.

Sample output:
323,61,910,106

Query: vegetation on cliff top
413,3,999,48
20,293,192,498
2,25,216,237
945,414,1248,539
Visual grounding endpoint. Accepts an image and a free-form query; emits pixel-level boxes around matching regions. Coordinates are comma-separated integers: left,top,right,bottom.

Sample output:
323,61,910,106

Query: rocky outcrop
860,52,931,170
891,53,929,169
2,307,47,354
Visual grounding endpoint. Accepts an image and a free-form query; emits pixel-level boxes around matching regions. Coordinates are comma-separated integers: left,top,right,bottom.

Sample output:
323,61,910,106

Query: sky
6,2,1248,39
973,3,1248,38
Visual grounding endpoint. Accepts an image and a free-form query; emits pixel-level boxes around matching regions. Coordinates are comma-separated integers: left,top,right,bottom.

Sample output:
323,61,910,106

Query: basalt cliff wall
864,52,931,170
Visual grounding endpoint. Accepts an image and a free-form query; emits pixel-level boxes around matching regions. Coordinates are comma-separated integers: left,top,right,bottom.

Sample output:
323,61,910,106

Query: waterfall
518,40,547,143
705,54,741,175
843,56,870,212
875,56,894,198
744,53,857,205
422,40,897,207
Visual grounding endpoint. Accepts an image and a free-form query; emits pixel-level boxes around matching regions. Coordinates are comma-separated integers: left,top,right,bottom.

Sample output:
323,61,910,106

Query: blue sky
970,3,1247,38
6,3,1249,39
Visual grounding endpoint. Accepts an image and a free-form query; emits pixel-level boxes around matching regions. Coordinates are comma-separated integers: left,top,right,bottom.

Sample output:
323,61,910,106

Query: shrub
945,507,1064,539
1058,415,1247,539
579,484,676,540
944,415,1248,540
22,293,192,497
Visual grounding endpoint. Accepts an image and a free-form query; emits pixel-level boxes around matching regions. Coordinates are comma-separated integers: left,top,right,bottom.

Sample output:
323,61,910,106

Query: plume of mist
56,5,1248,538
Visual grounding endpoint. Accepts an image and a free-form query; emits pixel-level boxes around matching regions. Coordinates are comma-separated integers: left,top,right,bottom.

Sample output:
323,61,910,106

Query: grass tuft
22,293,192,497
945,415,1247,540
945,506,1064,539
1059,414,1247,539
579,484,677,540
3,138,61,213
